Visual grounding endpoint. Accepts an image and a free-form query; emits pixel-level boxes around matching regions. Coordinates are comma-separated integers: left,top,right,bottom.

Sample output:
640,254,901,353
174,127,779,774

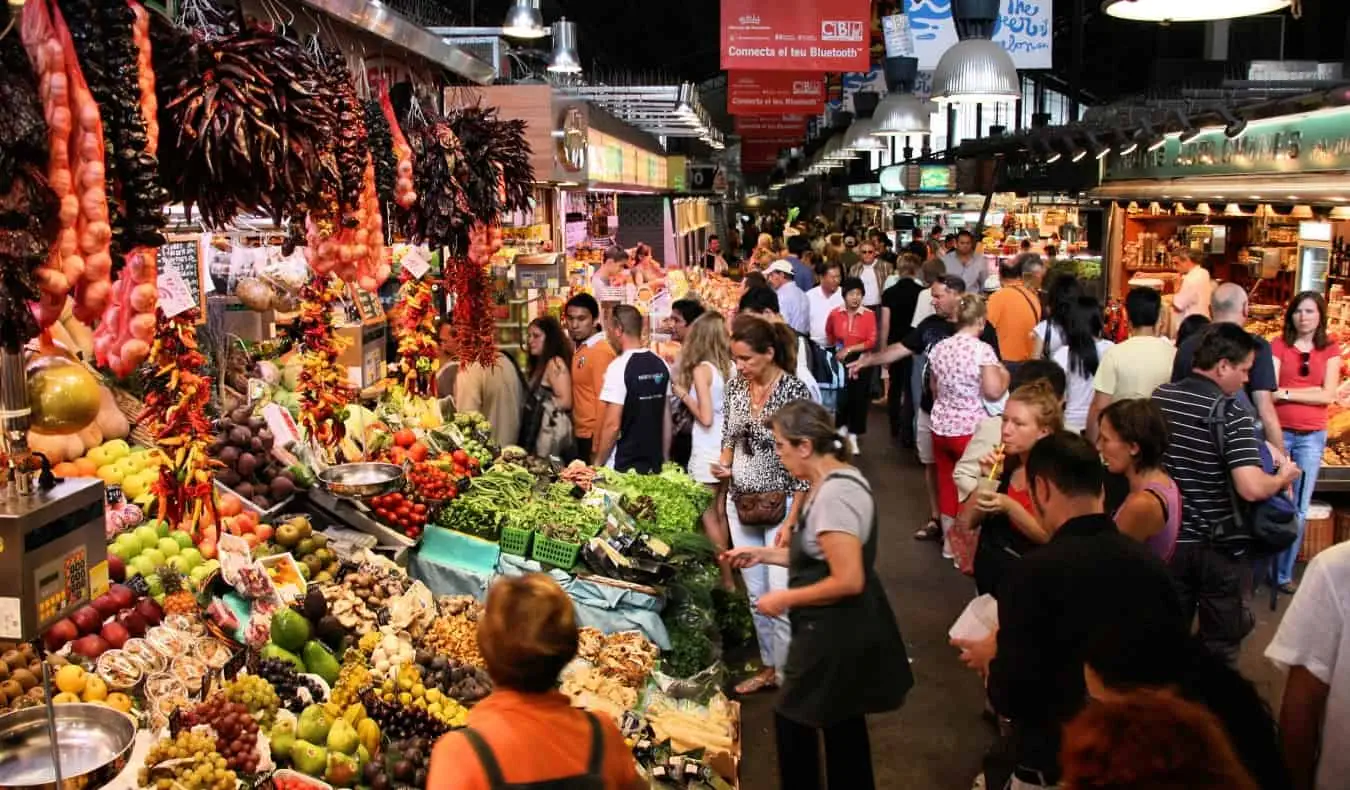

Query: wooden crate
1337,506,1350,545
1301,501,1335,562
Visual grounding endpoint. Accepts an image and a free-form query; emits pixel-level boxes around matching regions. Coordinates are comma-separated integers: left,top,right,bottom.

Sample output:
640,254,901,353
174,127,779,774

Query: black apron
460,712,606,789
777,471,914,728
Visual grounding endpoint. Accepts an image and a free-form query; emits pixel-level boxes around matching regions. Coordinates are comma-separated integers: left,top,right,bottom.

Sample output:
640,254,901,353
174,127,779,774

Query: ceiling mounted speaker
502,0,547,39
547,19,582,73
1102,0,1291,22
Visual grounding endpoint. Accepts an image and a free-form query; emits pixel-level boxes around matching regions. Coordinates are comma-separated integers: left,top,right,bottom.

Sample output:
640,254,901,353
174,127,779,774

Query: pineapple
160,568,196,615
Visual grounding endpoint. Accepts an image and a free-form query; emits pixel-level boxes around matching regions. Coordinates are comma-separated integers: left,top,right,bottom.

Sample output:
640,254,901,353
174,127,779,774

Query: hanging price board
157,233,207,323
157,269,198,319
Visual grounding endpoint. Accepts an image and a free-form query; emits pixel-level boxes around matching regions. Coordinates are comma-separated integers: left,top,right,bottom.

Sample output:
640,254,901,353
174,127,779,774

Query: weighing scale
0,478,107,642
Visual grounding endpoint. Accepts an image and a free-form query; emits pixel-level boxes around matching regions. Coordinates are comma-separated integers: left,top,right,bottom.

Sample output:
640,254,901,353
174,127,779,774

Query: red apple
70,605,103,635
91,593,119,619
117,608,147,638
134,597,162,626
107,555,125,583
99,621,129,650
107,584,134,610
71,634,110,659
42,618,78,652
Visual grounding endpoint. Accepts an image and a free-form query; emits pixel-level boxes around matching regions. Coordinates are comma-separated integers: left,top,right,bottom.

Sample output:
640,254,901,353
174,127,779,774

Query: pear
291,741,328,777
326,718,360,756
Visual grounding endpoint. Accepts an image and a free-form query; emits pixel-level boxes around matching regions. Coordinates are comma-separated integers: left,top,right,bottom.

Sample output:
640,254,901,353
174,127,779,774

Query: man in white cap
766,259,810,335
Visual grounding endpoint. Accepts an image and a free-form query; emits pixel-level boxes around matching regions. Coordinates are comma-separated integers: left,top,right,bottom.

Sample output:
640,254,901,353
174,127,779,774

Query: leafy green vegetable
436,496,505,539
597,464,712,539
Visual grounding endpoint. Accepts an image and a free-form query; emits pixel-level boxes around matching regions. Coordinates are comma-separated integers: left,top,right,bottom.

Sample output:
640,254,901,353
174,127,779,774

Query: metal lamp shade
930,39,1019,105
548,19,582,73
873,92,932,136
502,0,547,39
1103,0,1290,22
824,133,854,161
844,118,885,153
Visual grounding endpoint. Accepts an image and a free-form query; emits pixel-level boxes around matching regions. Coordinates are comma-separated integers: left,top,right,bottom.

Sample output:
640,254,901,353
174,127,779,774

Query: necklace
748,371,781,416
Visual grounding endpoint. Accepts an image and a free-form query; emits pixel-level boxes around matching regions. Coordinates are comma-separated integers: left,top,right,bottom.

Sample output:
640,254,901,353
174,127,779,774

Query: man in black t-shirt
880,255,926,444
593,305,671,473
1170,282,1284,453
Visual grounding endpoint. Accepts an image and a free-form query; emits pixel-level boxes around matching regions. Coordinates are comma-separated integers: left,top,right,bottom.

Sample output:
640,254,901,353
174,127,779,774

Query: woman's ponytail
771,320,798,372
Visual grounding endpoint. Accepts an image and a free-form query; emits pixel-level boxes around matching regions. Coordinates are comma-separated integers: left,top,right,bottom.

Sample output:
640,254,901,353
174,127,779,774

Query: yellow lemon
52,691,81,704
102,440,130,460
81,675,107,702
54,664,85,695
85,446,111,468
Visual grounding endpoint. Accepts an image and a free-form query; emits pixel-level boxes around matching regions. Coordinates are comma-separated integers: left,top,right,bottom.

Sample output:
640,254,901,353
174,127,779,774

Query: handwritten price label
158,269,197,319
402,247,431,280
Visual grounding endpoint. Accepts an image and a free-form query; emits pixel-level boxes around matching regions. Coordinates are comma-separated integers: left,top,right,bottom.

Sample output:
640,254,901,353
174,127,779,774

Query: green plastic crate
500,524,534,557
530,534,586,569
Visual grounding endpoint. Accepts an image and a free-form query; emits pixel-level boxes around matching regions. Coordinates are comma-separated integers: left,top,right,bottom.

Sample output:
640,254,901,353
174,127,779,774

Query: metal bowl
0,703,137,790
317,462,405,499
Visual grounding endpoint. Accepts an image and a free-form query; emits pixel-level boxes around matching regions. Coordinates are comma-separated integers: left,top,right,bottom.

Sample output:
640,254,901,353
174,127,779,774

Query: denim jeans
1274,428,1328,586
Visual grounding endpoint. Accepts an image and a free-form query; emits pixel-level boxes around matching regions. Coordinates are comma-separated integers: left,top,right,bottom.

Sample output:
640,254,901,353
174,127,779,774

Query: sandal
914,519,942,541
734,669,779,696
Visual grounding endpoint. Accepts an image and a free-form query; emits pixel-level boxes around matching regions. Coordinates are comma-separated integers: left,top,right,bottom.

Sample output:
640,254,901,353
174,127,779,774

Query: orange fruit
72,458,98,477
218,494,243,518
52,462,80,478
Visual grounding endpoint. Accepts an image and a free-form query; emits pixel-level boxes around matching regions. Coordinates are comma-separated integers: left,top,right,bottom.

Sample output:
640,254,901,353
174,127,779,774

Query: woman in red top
826,276,878,453
1270,291,1343,593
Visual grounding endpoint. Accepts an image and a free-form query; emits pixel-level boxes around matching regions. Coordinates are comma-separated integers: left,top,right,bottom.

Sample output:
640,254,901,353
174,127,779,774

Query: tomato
451,449,469,465
413,503,427,514
393,429,417,448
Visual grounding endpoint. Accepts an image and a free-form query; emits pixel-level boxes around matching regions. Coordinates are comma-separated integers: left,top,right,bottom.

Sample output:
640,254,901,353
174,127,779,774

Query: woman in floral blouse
713,313,812,695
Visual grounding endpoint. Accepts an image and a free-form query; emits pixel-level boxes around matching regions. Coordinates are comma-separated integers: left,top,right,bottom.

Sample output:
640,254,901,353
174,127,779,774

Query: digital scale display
35,547,87,623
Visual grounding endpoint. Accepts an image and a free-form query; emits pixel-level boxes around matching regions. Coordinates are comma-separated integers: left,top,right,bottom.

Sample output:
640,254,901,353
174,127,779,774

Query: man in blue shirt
785,235,815,292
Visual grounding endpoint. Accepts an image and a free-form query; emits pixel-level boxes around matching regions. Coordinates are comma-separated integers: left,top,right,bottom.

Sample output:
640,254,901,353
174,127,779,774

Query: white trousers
726,493,793,672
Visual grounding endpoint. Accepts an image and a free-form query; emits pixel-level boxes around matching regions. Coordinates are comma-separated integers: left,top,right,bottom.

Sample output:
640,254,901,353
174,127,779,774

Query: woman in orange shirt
426,575,645,790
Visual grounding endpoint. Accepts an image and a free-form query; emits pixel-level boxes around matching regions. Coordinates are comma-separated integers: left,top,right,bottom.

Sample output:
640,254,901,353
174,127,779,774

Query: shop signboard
879,165,905,193
668,155,688,191
848,183,883,200
875,164,956,193
157,233,206,323
1103,107,1350,181
720,0,871,72
904,0,1053,70
742,141,783,172
735,115,809,138
727,72,826,115
918,164,954,192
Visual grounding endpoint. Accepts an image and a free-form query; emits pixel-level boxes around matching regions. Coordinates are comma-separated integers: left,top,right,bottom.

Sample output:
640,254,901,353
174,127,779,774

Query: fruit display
180,694,266,774
208,406,307,511
138,729,238,790
371,736,432,789
366,491,429,539
420,614,484,668
54,438,161,503
257,657,330,715
373,663,468,728
412,650,492,705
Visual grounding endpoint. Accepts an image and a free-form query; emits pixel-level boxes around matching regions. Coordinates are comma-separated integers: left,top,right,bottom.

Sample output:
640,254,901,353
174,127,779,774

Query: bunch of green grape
224,674,280,725
138,730,236,790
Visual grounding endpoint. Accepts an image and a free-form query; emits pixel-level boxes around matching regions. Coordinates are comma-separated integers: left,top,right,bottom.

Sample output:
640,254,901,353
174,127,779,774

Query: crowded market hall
3,0,1350,787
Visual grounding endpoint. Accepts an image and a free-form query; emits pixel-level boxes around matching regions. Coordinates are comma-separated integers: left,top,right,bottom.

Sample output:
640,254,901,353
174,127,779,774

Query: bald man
1171,281,1284,452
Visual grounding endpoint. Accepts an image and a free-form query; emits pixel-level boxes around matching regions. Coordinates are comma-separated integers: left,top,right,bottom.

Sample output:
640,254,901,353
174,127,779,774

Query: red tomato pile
408,462,458,502
368,491,428,539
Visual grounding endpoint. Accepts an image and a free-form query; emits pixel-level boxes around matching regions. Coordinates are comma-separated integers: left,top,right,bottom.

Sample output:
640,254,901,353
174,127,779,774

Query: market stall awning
300,0,497,84
1089,173,1350,204
555,83,725,149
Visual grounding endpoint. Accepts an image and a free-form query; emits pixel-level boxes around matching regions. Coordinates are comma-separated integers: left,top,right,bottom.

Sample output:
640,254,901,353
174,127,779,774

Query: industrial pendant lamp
845,93,886,155
502,0,547,39
547,18,582,73
1103,0,1291,23
874,56,933,137
931,0,1019,105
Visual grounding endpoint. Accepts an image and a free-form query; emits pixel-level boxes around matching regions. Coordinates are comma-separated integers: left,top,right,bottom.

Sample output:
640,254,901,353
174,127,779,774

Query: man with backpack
737,286,828,406
1152,323,1302,662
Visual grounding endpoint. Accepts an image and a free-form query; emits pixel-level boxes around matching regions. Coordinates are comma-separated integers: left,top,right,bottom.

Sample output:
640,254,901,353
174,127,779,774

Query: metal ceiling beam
300,0,497,84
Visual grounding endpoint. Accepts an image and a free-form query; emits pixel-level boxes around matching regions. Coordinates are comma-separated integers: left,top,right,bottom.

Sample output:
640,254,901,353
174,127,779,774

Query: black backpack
795,330,844,390
1206,395,1298,556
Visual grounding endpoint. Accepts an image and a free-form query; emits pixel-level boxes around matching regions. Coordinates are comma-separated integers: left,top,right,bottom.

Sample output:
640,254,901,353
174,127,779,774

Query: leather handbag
733,490,787,526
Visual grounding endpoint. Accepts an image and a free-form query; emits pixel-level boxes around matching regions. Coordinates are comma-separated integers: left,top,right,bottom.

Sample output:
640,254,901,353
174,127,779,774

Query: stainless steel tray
316,462,405,499
0,703,137,790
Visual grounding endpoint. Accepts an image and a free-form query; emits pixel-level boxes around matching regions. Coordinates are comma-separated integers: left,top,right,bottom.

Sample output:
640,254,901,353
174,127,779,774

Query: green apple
145,573,164,597
171,531,195,551
179,548,203,570
156,538,181,557
114,533,140,558
140,548,166,568
189,564,213,587
107,542,131,563
166,555,193,576
130,555,157,577
132,525,158,552
155,520,170,538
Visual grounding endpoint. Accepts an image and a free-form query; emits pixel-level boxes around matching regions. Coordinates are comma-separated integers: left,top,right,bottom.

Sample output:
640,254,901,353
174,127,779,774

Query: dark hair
931,225,943,236
907,240,930,260
738,285,780,315
1192,323,1258,372
1099,398,1169,471
708,234,719,242
1282,290,1330,350
610,304,645,339
937,274,967,294
839,276,866,298
1026,431,1105,500
565,293,600,320
817,260,843,280
955,229,974,240
998,259,1024,280
1062,296,1104,379
526,316,572,386
671,298,705,326
1011,359,1068,400
1124,287,1162,329
1020,239,1031,251
1082,625,1287,790
1045,272,1083,333
731,313,796,371
1175,314,1211,347
787,235,810,256
944,233,957,244
742,271,768,291
769,400,851,463
604,245,629,263
1045,244,1059,257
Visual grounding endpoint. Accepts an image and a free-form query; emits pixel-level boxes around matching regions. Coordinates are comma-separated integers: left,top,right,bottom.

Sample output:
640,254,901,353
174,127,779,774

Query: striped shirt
1153,376,1263,542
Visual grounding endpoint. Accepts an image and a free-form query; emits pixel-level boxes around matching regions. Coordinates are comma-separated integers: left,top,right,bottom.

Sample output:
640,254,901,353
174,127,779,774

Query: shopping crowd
429,217,1348,790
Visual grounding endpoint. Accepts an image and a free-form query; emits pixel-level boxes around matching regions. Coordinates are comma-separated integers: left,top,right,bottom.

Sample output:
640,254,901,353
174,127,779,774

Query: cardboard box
336,320,388,388
219,295,275,342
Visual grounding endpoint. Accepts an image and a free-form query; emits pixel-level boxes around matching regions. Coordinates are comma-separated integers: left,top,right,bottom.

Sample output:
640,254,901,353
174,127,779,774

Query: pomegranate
117,608,148,638
133,597,162,626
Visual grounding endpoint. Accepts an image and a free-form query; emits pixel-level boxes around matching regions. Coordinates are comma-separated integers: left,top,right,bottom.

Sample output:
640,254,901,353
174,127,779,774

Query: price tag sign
247,378,267,404
158,269,197,318
402,247,431,280
105,484,124,507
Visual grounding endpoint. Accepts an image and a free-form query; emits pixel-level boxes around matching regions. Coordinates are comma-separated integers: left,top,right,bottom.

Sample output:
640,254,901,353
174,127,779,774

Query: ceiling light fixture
1102,0,1292,23
1173,110,1201,144
1085,132,1110,160
931,1,1019,106
1113,126,1139,155
1066,135,1088,163
1136,120,1165,152
874,56,934,136
547,18,582,74
1217,107,1248,139
502,0,547,39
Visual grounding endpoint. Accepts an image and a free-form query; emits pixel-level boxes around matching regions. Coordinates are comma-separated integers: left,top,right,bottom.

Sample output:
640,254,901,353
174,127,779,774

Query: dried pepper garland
295,275,351,448
139,309,218,538
391,260,438,396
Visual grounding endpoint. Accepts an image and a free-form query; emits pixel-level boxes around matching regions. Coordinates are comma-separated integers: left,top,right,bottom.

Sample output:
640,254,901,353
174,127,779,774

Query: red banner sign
727,72,825,115
721,0,871,72
742,140,786,172
735,115,809,138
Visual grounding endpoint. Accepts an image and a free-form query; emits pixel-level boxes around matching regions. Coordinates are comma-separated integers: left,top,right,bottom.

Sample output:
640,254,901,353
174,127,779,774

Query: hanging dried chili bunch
365,99,396,228
391,262,438,396
399,113,470,251
295,275,351,448
0,6,57,351
139,308,218,538
151,13,335,228
448,104,534,223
